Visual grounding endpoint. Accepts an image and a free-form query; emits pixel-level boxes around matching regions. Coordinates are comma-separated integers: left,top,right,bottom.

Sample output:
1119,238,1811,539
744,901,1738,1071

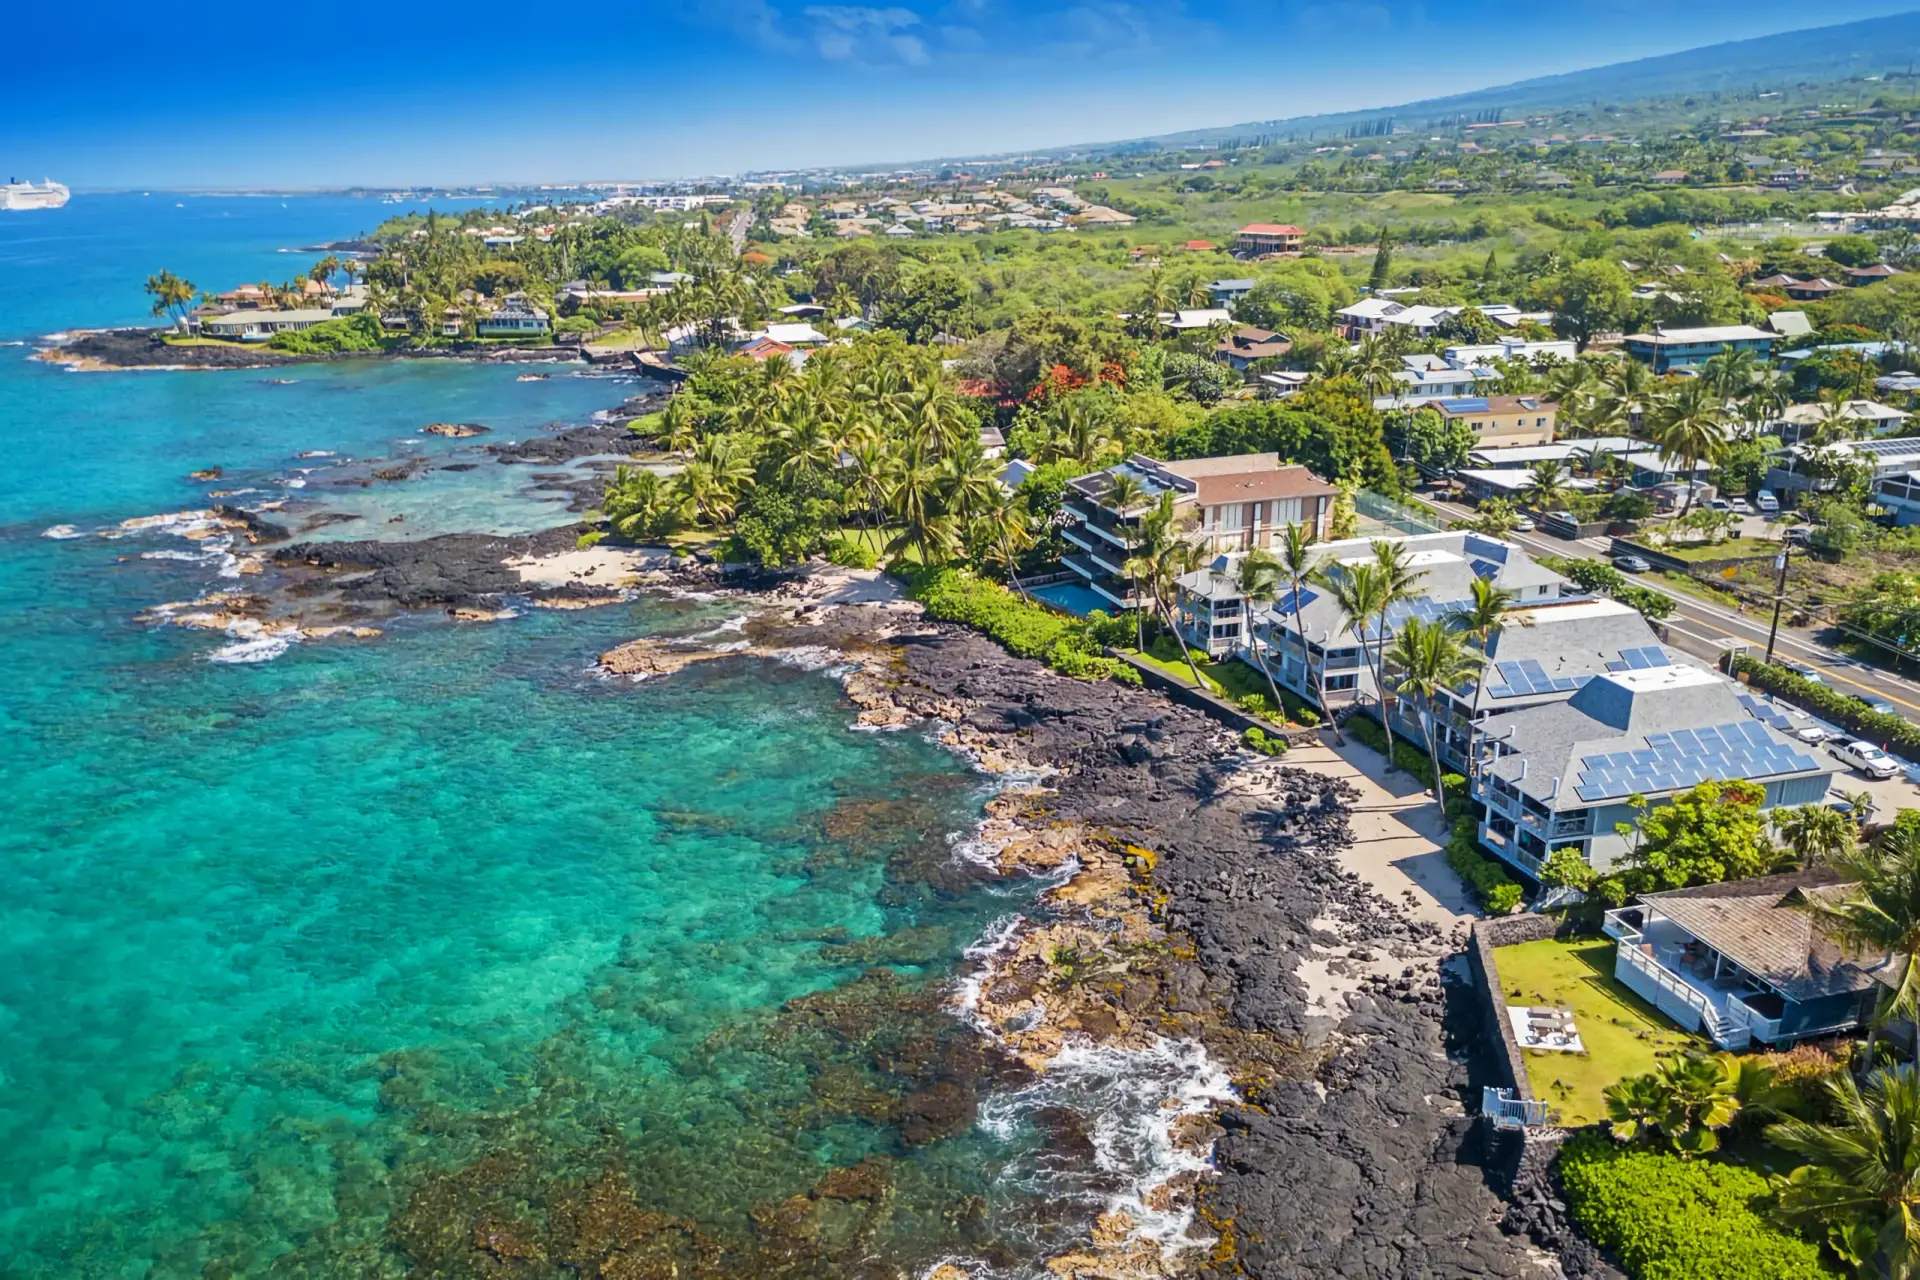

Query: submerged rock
421,422,489,438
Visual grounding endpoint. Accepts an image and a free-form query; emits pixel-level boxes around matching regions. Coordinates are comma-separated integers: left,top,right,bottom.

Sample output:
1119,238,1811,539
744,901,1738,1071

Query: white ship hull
3,180,70,211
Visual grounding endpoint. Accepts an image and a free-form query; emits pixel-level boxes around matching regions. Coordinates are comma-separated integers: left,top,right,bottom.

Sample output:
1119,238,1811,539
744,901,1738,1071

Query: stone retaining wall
1111,652,1321,744
1468,913,1573,1098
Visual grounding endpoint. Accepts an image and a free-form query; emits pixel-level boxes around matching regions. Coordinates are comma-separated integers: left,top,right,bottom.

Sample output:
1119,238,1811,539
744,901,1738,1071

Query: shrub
1444,817,1526,914
826,537,878,570
1237,692,1271,716
1558,1133,1835,1280
1083,609,1134,648
910,569,1137,686
1244,726,1287,756
267,312,386,354
576,530,606,550
1731,656,1920,763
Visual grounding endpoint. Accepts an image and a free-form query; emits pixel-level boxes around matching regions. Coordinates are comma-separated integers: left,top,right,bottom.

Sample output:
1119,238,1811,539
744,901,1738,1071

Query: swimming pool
1030,581,1118,617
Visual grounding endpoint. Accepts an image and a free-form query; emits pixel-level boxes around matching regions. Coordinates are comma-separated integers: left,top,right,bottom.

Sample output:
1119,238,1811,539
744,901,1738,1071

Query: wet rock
422,422,489,438
188,467,222,482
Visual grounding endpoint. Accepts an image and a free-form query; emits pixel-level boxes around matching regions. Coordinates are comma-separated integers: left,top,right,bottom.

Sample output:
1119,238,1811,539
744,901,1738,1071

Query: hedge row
1731,655,1919,763
1558,1133,1835,1280
909,570,1140,686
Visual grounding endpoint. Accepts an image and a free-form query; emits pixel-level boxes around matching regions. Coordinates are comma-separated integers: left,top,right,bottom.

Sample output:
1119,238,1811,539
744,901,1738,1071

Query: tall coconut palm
1367,539,1430,768
1310,560,1391,761
974,488,1035,595
1446,576,1526,784
1234,548,1287,717
1794,828,1920,1068
886,437,957,565
1650,378,1730,517
1349,335,1398,402
1768,1065,1920,1277
1384,617,1484,810
1127,492,1208,689
1276,521,1339,742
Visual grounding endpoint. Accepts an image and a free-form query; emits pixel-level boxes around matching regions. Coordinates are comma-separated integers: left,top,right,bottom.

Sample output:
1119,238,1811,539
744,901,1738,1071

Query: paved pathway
1246,735,1483,1019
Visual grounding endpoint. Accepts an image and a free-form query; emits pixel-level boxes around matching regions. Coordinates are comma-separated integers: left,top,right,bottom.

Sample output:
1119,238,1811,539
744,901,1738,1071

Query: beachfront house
1621,325,1776,373
475,295,551,338
1475,663,1836,878
1059,454,1337,611
1603,871,1894,1050
200,308,339,342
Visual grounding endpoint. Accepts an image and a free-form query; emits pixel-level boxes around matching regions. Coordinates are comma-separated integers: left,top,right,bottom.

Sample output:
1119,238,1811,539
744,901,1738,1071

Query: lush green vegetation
1731,656,1920,761
267,312,387,354
1492,937,1700,1125
907,568,1138,685
1559,1134,1837,1280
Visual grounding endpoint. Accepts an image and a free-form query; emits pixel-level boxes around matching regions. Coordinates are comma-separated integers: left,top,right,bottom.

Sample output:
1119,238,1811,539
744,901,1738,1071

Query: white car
1512,515,1536,532
1729,498,1754,515
1793,725,1840,745
1830,739,1902,780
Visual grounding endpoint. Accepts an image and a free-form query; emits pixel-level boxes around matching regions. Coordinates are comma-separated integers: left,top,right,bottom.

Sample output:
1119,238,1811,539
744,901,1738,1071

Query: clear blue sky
5,0,1916,188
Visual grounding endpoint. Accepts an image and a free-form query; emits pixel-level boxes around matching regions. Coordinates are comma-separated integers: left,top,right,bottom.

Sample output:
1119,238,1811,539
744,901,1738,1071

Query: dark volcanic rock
275,525,616,607
53,328,302,369
489,404,668,466
212,503,290,545
837,625,1543,1279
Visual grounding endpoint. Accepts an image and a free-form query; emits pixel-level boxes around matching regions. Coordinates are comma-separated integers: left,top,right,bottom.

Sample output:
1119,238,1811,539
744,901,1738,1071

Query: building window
1212,624,1241,641
1324,673,1358,691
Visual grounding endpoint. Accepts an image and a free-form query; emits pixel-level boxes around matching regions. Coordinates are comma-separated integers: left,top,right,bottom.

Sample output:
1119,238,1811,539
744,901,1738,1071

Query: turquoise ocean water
0,197,1119,1277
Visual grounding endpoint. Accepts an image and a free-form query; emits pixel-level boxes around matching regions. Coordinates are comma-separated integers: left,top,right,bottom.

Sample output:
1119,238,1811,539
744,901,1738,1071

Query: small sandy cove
504,546,669,589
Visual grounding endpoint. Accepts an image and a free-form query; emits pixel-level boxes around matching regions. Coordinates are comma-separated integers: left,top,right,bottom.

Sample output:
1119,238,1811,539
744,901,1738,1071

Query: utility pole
1765,542,1792,664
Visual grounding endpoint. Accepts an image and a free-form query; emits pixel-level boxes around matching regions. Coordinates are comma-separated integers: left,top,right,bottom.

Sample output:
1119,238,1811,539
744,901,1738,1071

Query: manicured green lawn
1492,936,1701,1128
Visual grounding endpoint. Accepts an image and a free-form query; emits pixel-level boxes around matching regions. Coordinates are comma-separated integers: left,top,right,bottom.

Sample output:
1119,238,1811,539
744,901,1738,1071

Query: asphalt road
1399,491,1920,728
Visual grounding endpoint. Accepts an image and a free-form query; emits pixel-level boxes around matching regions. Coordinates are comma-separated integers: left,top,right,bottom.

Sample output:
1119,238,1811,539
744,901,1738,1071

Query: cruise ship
3,179,70,211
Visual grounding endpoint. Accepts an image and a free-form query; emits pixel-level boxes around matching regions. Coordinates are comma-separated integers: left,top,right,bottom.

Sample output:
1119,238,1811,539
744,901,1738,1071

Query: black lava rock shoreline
744,610,1564,1279
40,327,586,371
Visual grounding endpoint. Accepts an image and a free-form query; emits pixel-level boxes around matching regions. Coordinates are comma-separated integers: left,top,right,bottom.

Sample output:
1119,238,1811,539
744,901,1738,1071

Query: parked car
1792,724,1841,744
1904,759,1920,789
1512,515,1536,532
1854,693,1901,717
1708,498,1733,512
1781,660,1824,685
1549,510,1577,525
1785,525,1814,546
1756,490,1780,514
1828,796,1876,827
1612,554,1652,573
1830,739,1902,779
1729,498,1754,515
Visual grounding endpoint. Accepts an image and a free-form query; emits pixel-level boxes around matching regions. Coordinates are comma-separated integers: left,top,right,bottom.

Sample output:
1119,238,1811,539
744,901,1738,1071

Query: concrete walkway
1266,735,1483,1019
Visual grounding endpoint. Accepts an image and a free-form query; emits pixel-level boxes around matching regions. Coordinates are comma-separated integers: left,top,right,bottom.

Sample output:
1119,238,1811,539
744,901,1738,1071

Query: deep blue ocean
0,195,1188,1278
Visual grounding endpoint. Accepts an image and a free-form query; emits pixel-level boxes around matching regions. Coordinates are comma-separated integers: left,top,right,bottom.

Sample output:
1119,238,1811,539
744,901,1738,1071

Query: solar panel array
1384,597,1475,627
1275,586,1319,614
1605,646,1671,672
1470,559,1502,580
1738,692,1798,732
1463,534,1511,565
1572,720,1818,803
1483,659,1594,700
1852,437,1920,460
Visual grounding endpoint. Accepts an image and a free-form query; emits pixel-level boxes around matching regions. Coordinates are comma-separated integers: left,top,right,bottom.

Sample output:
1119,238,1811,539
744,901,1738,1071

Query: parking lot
1741,687,1920,822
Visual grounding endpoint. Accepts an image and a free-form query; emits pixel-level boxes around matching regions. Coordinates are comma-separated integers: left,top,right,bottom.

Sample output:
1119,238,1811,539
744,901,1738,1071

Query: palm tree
144,270,198,325
974,489,1035,594
1349,335,1398,402
1446,576,1526,785
1768,1066,1920,1276
1276,521,1338,741
1650,378,1730,517
1795,829,1920,1067
1772,804,1857,867
1234,548,1287,717
1310,560,1391,762
1384,617,1484,809
1521,459,1573,513
1367,539,1429,768
1127,492,1208,689
885,437,957,566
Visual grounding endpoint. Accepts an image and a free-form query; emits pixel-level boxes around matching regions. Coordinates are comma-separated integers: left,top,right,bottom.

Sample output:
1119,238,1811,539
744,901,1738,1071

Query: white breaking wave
977,1036,1239,1254
208,632,295,664
40,524,83,540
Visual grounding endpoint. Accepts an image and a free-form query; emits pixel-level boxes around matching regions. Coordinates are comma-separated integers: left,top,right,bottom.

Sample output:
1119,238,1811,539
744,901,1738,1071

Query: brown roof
1239,223,1306,236
1436,395,1554,418
1645,870,1893,1003
1172,463,1337,507
1848,264,1900,278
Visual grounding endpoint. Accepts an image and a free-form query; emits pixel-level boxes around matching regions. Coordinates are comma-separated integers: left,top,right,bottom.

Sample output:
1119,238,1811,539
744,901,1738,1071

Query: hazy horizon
9,0,1918,189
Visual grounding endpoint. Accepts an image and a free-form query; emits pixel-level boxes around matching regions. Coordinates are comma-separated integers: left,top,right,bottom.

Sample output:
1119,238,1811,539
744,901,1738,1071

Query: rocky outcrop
274,525,619,607
422,422,489,438
488,411,667,465
777,617,1548,1280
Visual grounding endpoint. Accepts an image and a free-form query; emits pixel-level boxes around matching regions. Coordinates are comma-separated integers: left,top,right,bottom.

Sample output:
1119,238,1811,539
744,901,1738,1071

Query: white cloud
803,6,931,63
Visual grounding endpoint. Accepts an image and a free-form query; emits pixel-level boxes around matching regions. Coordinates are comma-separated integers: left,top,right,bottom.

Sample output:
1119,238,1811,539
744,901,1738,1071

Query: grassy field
1493,936,1701,1128
1650,569,1746,610
1651,537,1783,563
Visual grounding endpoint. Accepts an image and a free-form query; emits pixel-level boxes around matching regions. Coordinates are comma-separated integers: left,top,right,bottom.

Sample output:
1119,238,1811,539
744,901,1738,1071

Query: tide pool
0,196,1097,1277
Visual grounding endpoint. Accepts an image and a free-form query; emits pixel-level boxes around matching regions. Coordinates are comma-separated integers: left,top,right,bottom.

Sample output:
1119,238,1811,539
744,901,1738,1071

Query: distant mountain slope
1120,10,1920,149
